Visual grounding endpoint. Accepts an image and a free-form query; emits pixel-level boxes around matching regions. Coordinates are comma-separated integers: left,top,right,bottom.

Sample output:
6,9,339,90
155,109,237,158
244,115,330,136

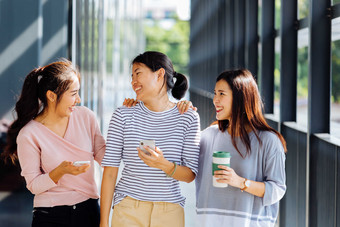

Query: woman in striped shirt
100,51,201,227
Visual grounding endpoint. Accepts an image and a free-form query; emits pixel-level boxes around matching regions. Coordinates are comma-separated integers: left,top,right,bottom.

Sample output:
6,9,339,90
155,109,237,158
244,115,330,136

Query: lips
215,107,223,113
133,85,142,93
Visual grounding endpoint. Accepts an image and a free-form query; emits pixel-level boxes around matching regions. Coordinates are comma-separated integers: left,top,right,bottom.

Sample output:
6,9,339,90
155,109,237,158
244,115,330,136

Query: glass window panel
258,0,262,38
275,0,280,30
258,0,262,87
274,37,280,118
298,0,308,19
75,0,144,132
258,42,262,90
331,18,340,138
297,28,309,127
334,0,340,5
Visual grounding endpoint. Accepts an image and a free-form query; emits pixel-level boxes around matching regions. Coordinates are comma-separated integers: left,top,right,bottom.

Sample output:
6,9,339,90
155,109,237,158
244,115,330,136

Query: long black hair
132,51,188,100
2,59,80,163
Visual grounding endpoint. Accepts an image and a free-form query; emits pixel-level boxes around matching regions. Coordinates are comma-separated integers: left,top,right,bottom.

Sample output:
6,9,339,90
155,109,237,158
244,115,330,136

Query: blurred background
1,0,340,226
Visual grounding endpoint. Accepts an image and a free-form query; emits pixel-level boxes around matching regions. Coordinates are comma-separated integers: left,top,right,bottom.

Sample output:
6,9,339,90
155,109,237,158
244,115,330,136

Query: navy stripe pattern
102,102,200,207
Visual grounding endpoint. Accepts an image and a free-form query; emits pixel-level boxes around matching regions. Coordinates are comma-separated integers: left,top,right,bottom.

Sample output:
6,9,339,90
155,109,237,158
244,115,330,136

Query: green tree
144,18,189,75
332,40,340,103
298,0,309,18
297,47,309,98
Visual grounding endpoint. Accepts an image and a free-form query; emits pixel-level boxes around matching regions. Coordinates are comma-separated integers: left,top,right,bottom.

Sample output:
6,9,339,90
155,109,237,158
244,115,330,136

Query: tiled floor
0,189,33,227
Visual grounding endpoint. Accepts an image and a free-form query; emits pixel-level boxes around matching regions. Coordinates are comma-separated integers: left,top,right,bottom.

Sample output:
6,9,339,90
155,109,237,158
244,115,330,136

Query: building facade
189,0,340,226
0,0,144,132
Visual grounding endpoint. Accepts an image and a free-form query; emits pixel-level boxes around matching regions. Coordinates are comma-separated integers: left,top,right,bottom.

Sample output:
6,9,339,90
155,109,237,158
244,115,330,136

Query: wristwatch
241,178,251,192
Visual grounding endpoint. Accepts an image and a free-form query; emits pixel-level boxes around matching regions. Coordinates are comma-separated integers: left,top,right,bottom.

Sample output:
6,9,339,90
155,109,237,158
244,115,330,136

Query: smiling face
54,74,81,117
213,79,233,120
131,63,162,102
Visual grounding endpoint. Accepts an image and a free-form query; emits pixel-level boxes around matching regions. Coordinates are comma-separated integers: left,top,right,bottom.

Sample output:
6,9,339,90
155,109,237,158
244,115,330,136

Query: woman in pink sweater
2,59,106,227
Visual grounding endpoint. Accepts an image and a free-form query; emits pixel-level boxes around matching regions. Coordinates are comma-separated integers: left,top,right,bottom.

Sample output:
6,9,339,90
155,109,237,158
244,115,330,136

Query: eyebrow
134,68,140,73
215,89,227,92
70,89,79,93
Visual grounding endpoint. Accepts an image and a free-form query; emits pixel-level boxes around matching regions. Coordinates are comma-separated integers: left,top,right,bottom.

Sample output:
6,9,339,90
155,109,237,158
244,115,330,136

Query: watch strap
240,178,249,192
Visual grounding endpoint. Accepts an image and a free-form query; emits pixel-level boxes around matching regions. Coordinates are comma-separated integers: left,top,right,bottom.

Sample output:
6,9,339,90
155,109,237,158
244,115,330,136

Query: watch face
245,180,251,187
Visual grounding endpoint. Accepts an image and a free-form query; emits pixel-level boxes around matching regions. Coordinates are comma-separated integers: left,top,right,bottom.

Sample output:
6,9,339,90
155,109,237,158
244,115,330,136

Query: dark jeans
32,198,99,227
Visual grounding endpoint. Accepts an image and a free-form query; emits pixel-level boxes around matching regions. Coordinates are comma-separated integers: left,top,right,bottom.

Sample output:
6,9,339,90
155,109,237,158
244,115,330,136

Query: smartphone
139,140,155,155
73,161,91,166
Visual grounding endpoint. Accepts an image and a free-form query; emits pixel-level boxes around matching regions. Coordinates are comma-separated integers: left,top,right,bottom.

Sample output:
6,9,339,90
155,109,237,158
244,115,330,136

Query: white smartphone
73,161,90,166
139,140,155,155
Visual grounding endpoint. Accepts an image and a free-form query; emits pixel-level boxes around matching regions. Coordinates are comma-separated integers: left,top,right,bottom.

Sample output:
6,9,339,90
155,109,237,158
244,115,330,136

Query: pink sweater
17,106,106,207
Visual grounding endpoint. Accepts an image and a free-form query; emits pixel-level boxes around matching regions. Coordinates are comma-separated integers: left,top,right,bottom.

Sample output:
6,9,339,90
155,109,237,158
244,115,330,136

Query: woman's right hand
58,161,90,175
123,98,139,107
49,161,90,184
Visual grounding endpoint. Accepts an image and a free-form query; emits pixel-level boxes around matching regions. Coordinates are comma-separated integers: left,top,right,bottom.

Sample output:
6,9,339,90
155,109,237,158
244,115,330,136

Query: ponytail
3,68,41,163
171,72,188,100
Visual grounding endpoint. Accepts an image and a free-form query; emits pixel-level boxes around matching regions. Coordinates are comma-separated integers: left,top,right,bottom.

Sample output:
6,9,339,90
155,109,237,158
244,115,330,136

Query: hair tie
172,72,178,84
37,75,43,83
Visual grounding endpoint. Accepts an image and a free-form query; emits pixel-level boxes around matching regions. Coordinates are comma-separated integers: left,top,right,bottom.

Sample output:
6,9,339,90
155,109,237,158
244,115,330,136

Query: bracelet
166,162,177,178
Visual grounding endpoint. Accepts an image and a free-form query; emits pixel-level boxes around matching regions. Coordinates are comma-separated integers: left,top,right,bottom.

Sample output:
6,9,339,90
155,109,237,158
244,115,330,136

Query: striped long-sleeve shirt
102,102,200,207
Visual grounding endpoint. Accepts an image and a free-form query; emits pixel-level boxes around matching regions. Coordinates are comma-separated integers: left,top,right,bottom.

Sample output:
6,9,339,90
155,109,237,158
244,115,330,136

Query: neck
227,121,232,135
227,122,252,135
36,108,68,126
143,93,173,112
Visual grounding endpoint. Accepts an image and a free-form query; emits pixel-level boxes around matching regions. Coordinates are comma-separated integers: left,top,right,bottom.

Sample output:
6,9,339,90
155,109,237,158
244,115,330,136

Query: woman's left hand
137,146,168,170
177,100,197,114
214,165,244,189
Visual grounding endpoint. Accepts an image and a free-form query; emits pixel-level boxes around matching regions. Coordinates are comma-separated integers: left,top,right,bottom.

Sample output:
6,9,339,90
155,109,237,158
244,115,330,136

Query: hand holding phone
139,140,155,155
73,161,91,166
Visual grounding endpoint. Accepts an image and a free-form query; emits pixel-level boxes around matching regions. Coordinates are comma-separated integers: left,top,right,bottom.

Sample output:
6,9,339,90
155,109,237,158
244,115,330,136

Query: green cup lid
213,151,231,158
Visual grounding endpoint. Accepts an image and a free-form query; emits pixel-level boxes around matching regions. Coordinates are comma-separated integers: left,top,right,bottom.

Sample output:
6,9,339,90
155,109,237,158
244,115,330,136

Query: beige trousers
111,196,185,227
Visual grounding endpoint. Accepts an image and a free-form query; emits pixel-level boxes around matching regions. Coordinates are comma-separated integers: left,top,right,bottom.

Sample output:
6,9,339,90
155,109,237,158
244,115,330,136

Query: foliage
274,53,280,101
297,47,308,98
275,0,280,29
298,0,309,19
144,18,190,75
332,40,340,103
294,43,340,104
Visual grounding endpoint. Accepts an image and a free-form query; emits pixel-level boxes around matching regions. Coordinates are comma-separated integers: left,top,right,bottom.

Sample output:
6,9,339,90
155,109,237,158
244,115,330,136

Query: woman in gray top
195,69,286,227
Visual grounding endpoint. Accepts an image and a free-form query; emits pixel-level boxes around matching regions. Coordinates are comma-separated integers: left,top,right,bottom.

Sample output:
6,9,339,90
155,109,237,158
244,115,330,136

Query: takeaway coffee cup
212,151,231,187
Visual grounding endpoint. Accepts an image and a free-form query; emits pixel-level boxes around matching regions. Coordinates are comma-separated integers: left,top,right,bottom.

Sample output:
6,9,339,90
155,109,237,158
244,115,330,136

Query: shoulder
201,124,219,141
17,121,39,142
112,105,138,117
117,103,143,113
258,130,282,145
199,125,219,150
74,106,94,117
202,124,219,135
257,130,285,155
73,106,97,122
107,105,140,126
180,108,200,122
